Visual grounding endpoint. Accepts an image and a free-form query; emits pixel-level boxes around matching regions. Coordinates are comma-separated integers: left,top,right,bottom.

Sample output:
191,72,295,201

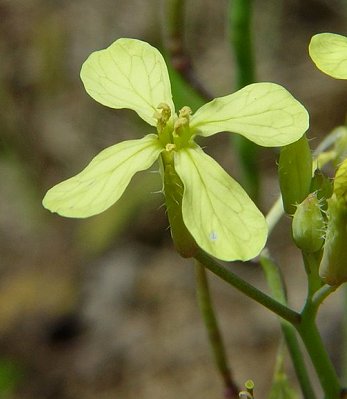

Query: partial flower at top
43,38,309,261
309,32,347,79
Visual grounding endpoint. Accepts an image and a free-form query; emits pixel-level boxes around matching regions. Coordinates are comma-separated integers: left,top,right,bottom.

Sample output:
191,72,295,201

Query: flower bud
319,195,347,285
279,134,312,214
319,158,347,285
292,193,325,253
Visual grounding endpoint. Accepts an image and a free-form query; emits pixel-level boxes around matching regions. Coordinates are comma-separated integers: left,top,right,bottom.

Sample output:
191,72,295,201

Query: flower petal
174,146,268,261
190,82,309,147
80,38,174,126
43,134,163,218
309,33,347,79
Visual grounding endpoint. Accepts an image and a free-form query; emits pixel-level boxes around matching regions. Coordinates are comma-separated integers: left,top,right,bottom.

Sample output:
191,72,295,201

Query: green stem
228,0,255,88
311,284,337,310
162,0,213,100
297,251,342,398
266,196,284,236
296,316,341,398
260,250,316,399
302,251,323,298
342,286,347,386
194,250,300,325
228,0,258,201
195,261,239,398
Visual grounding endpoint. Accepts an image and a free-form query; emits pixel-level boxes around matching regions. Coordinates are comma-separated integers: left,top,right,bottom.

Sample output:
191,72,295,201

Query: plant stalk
228,0,259,200
195,261,239,398
260,250,316,399
194,250,300,326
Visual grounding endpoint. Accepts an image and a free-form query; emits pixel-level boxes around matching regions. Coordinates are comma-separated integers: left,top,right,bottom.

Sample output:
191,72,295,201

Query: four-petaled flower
43,38,309,261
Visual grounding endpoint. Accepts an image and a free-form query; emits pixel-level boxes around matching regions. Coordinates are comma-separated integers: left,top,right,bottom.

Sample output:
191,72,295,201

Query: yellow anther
156,103,171,123
179,106,192,119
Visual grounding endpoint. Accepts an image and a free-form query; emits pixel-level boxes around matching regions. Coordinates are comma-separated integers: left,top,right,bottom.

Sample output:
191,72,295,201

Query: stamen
174,117,189,131
156,103,171,124
165,143,176,152
179,106,192,119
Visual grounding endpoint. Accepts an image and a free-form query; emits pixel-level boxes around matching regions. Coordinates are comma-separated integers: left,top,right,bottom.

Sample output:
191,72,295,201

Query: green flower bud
292,193,325,253
319,195,347,286
279,134,312,214
319,159,347,285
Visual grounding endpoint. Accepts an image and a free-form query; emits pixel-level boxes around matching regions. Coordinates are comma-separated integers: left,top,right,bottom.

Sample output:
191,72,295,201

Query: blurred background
1,0,347,398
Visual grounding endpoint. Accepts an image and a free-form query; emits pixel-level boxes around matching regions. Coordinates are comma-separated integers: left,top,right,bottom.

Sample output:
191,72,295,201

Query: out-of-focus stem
195,261,239,398
260,250,316,399
228,0,259,200
162,0,213,100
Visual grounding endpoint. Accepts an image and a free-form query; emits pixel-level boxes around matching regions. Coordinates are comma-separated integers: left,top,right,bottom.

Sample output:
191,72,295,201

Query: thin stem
260,250,316,399
342,286,347,386
161,0,213,100
311,284,338,309
228,0,255,88
228,0,259,200
296,316,341,398
265,196,284,236
297,251,342,398
302,251,323,298
194,250,300,326
195,261,239,398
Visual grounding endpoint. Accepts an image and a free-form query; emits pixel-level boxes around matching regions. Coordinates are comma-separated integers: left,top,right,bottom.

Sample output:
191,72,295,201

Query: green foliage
0,359,23,396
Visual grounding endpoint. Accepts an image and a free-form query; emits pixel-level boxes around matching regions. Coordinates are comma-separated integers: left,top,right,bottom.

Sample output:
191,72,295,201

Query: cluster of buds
319,160,347,286
291,158,347,286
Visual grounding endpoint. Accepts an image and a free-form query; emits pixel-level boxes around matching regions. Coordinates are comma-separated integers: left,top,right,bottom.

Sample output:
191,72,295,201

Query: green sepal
310,169,333,211
162,158,198,258
292,193,325,253
333,126,347,166
319,159,347,285
319,195,347,286
333,157,347,204
278,134,312,214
